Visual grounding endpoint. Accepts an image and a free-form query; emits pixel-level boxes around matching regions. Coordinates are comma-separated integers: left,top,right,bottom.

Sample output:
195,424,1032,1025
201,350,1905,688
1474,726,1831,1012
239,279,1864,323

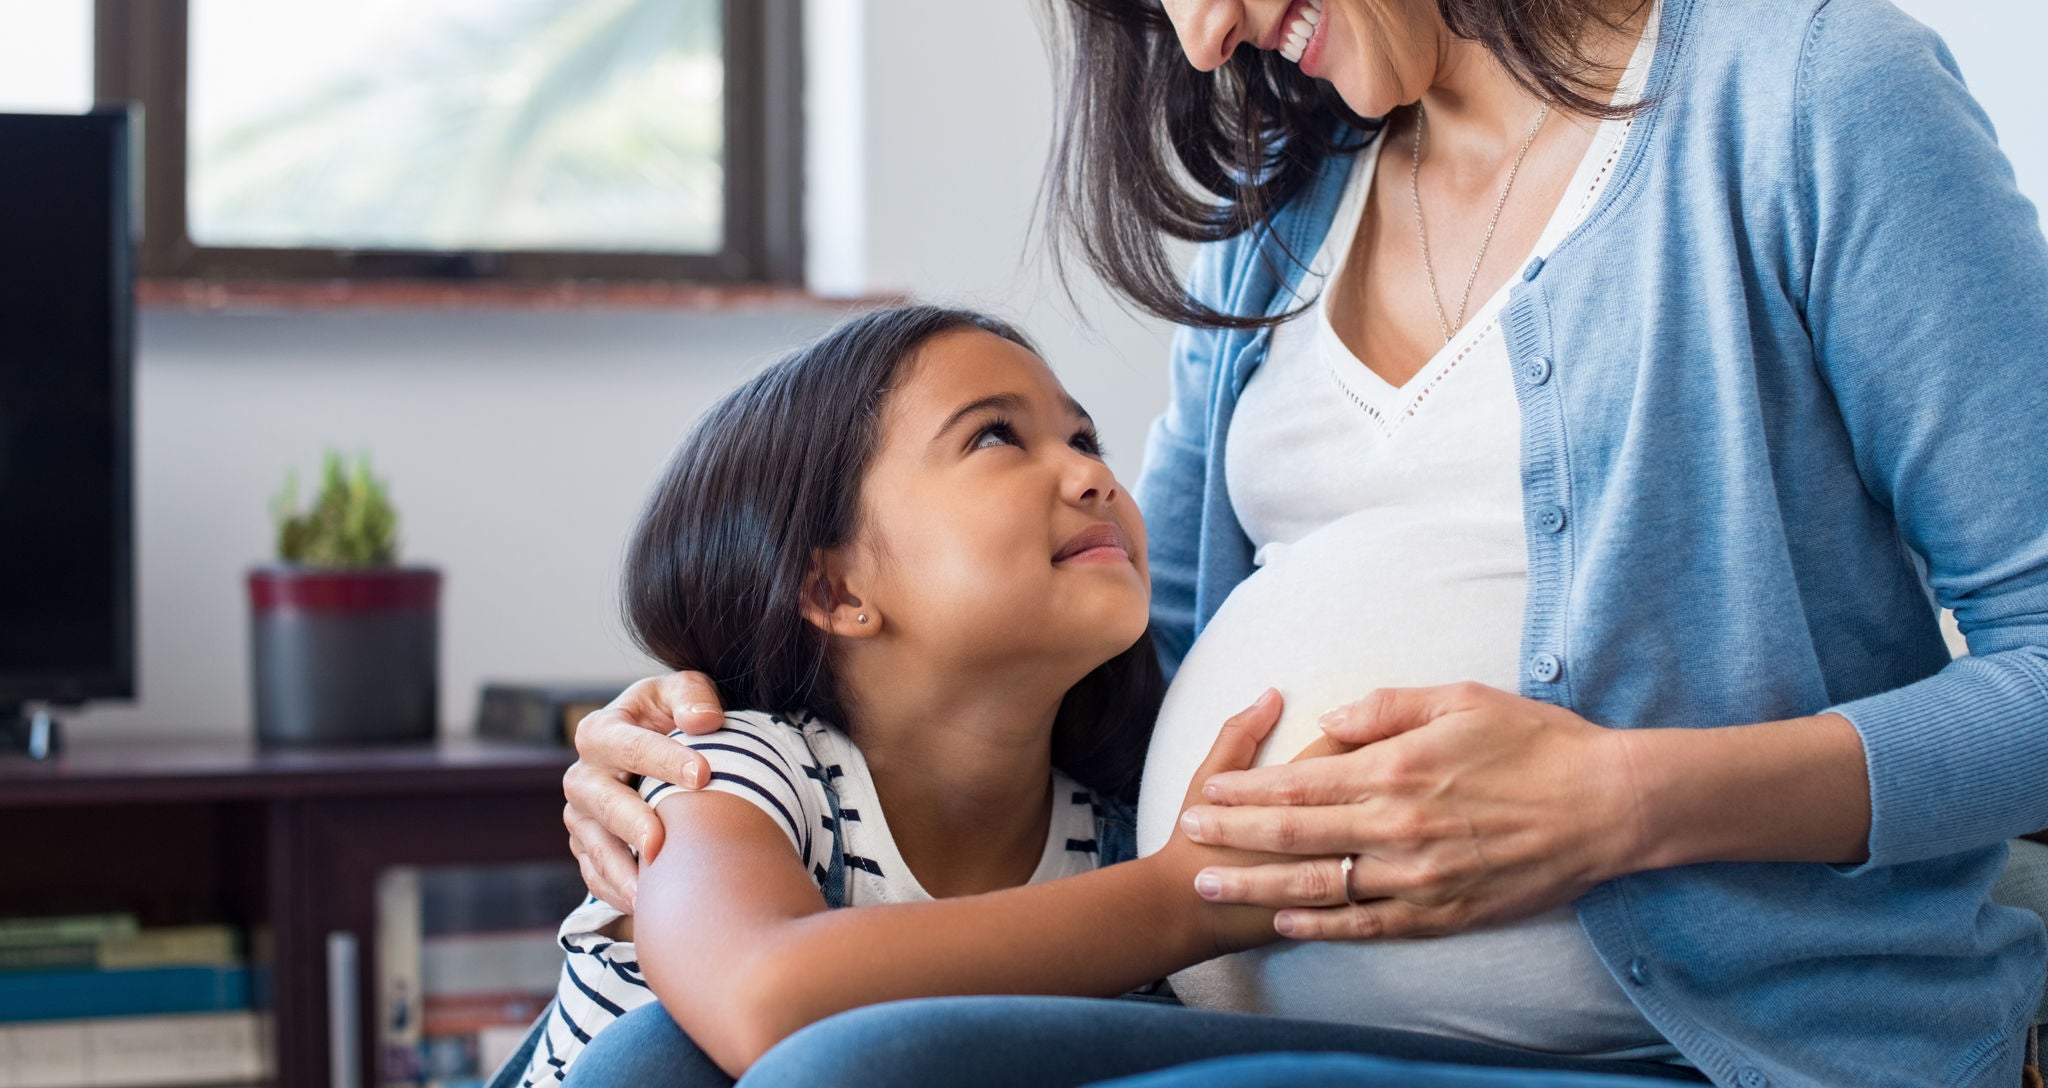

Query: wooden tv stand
0,737,576,1087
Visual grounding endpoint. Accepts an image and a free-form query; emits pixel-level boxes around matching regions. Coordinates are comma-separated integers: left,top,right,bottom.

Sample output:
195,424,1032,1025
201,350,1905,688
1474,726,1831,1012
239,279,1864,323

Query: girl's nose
1163,0,1245,72
1066,455,1121,508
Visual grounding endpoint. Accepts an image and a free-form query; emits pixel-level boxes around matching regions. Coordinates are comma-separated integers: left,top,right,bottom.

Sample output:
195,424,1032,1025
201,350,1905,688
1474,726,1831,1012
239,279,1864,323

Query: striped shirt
518,709,1112,1085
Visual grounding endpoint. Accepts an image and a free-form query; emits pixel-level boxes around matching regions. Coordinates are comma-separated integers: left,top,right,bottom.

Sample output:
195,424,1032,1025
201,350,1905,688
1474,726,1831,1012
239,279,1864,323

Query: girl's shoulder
671,707,844,777
638,708,848,868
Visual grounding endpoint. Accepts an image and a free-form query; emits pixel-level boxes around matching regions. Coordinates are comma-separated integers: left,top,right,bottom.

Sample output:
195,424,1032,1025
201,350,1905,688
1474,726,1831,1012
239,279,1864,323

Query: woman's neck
835,662,1068,899
1416,3,1652,169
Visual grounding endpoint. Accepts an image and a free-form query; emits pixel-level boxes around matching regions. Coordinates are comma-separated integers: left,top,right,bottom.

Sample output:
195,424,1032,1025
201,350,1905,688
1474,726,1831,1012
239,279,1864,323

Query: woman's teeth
1279,0,1323,64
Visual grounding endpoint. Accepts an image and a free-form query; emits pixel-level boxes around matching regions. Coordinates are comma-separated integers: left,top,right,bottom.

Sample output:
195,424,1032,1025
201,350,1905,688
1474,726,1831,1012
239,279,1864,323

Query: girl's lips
1054,523,1132,563
1059,544,1131,564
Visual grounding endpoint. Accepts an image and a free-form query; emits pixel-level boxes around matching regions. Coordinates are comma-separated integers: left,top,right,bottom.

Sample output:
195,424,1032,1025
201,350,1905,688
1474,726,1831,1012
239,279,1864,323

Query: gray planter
248,565,441,747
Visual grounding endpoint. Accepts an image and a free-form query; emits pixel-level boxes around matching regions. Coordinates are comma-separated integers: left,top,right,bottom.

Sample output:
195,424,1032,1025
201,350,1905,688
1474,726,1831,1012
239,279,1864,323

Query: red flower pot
247,565,441,747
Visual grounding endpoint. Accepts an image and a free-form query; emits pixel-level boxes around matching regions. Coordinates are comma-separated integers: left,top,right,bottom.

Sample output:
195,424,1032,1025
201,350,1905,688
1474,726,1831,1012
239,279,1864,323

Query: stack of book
0,914,271,1087
379,865,583,1088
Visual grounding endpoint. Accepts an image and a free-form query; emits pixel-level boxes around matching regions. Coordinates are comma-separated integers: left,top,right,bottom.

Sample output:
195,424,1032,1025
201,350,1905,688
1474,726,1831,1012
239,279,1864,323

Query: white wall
67,1,2047,739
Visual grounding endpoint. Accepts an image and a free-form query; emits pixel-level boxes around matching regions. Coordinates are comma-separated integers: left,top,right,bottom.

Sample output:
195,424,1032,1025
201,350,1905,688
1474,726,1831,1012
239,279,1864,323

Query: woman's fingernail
1202,783,1222,802
1319,705,1348,727
1180,811,1205,840
683,703,719,718
1194,872,1223,899
1274,912,1298,936
681,762,704,789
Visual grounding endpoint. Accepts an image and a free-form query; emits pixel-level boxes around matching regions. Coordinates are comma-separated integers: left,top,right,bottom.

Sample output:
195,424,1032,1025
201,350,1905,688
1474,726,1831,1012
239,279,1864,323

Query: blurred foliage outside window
187,0,724,255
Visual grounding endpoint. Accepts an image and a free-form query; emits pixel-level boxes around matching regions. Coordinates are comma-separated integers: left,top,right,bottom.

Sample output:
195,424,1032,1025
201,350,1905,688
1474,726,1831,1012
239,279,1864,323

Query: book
0,924,238,975
421,931,563,998
0,943,98,973
0,1010,271,1088
0,915,137,951
474,682,633,746
0,964,260,1024
420,992,551,1040
96,926,238,970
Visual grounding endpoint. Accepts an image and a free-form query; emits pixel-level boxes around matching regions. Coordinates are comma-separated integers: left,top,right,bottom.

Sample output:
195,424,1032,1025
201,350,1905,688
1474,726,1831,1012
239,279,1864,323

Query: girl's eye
1071,430,1105,458
971,420,1020,451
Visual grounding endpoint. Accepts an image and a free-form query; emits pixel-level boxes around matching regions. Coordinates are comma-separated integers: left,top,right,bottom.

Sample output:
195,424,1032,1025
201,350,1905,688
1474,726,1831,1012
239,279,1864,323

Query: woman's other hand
563,672,727,912
1179,682,1642,941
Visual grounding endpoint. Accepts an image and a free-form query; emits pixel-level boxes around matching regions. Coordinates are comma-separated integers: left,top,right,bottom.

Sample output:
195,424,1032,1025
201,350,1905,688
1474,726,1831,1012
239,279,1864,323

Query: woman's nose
1162,0,1245,72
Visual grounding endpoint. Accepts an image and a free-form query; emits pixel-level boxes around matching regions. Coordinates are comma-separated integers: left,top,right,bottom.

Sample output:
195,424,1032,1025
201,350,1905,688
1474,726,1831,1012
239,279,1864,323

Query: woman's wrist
1613,713,1872,874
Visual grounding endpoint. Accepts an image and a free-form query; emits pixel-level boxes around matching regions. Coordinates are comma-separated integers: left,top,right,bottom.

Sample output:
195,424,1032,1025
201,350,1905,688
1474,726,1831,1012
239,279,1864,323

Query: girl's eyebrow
931,392,1094,446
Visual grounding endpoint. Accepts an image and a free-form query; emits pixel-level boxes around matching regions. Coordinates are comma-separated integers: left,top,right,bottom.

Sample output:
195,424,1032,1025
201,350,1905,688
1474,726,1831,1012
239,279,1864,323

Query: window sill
137,278,897,314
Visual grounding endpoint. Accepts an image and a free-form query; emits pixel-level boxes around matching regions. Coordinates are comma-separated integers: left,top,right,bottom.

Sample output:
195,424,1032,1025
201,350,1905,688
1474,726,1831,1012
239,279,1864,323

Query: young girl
516,306,1293,1085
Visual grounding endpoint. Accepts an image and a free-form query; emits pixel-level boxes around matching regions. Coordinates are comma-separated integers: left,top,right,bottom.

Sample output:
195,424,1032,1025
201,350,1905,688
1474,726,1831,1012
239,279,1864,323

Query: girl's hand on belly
1175,682,1642,941
1147,689,1303,956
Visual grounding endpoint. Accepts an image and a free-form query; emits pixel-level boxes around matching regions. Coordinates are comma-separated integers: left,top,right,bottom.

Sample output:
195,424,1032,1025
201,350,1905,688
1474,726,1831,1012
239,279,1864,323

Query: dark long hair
1043,0,1650,330
622,305,1165,802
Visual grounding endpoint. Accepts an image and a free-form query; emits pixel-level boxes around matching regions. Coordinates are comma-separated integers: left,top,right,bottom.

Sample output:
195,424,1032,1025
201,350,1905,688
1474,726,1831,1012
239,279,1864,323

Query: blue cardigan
1131,0,2048,1083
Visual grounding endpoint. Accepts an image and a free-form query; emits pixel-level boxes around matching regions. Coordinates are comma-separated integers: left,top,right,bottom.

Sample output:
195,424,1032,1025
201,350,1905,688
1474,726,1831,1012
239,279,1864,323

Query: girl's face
833,329,1150,682
1160,0,1442,119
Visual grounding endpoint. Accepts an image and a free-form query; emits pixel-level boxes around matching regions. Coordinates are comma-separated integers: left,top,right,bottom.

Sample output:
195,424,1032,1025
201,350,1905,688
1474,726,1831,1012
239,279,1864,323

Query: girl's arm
635,696,1283,1077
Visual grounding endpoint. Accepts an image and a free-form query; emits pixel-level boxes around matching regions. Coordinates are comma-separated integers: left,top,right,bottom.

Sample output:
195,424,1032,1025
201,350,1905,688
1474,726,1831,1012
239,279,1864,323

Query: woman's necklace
1409,101,1551,345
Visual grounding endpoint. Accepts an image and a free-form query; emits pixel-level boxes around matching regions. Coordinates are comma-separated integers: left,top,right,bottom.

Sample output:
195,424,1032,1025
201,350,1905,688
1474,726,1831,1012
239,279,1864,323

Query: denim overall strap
1092,794,1142,868
815,752,852,909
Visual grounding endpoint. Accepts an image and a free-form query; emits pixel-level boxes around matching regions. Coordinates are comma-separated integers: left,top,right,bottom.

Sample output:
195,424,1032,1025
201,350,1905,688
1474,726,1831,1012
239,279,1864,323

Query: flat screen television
0,108,136,752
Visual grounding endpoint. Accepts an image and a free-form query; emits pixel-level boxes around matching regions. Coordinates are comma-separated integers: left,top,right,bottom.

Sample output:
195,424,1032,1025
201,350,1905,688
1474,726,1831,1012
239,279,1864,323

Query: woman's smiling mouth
1276,0,1327,71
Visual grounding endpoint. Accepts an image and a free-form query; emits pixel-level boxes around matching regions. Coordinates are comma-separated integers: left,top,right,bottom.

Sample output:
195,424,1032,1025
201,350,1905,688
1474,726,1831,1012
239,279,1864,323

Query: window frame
94,0,803,285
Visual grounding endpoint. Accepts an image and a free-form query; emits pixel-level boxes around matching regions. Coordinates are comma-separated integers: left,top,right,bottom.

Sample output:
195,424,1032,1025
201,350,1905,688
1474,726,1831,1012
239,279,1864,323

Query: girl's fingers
1195,689,1284,779
1179,801,1374,856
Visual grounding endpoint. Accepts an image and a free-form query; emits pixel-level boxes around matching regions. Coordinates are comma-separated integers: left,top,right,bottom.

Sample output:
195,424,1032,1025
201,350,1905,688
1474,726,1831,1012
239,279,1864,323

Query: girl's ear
800,548,882,640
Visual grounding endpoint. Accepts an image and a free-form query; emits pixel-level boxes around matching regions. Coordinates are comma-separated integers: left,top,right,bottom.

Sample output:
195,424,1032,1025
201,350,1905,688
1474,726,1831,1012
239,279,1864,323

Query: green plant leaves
271,450,400,566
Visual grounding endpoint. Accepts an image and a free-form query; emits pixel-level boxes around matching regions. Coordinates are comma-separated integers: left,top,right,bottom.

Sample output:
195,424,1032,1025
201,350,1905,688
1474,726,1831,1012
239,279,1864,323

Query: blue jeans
560,1002,733,1088
571,996,1709,1087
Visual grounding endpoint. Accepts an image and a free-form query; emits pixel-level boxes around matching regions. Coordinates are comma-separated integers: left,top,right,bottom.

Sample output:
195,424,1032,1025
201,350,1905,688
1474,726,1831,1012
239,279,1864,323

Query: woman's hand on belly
1175,682,1641,941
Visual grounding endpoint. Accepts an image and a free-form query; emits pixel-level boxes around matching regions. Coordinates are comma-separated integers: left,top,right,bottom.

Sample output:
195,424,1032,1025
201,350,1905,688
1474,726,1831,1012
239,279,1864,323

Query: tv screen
0,109,135,708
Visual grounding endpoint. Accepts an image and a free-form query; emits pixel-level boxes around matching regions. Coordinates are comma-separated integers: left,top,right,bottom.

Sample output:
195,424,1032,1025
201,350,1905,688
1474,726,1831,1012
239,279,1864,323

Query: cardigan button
1736,1069,1769,1088
1522,356,1553,385
1535,505,1567,534
1529,654,1562,684
1627,957,1651,987
1523,257,1545,281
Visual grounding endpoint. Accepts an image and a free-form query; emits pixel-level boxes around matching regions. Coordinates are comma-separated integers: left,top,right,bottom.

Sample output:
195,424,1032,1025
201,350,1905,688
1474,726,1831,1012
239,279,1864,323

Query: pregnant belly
1133,509,1666,1055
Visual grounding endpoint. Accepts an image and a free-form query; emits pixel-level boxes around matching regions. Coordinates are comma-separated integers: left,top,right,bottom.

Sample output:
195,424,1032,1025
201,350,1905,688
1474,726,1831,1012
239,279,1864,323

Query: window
95,0,801,285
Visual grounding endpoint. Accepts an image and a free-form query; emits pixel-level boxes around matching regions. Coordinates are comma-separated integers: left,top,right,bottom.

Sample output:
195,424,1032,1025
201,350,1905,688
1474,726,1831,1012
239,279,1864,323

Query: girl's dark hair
623,305,1164,802
1044,0,1649,330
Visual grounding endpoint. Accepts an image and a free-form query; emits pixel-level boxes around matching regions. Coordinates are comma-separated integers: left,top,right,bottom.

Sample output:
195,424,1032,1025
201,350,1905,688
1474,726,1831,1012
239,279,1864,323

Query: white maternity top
1134,4,1683,1062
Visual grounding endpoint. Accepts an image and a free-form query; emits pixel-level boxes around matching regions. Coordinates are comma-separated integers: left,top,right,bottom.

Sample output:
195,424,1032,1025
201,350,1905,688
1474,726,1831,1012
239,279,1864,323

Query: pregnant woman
559,0,2048,1084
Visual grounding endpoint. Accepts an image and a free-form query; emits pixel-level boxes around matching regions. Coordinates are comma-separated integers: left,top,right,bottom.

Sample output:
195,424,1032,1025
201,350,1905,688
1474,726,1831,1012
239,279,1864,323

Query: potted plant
248,451,440,747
